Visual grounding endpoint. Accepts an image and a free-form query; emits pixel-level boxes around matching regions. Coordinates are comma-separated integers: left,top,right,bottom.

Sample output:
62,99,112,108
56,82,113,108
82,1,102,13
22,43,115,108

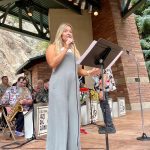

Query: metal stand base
82,122,97,127
137,133,150,141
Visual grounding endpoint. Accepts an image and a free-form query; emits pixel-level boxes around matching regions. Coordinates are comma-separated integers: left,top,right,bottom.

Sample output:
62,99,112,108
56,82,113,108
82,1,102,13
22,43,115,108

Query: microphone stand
99,59,109,150
126,50,150,141
95,47,112,150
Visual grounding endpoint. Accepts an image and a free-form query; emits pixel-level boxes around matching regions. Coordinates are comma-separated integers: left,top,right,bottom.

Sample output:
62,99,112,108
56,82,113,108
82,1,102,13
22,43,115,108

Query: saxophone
7,87,28,122
7,101,23,122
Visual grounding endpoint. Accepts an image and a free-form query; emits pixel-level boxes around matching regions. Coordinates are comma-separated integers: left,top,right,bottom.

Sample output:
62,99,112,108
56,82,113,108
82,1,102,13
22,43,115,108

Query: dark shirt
0,84,10,100
35,88,48,103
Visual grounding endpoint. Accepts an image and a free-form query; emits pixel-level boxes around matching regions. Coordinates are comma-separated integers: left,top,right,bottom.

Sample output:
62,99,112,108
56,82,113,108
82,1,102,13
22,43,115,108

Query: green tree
36,41,49,53
133,0,150,78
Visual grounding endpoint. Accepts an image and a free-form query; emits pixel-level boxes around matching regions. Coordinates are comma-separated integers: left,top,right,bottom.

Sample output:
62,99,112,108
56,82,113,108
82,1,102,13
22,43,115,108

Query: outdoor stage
0,110,150,150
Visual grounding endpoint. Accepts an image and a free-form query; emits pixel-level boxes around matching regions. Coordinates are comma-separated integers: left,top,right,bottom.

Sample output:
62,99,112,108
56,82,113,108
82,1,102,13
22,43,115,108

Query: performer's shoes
98,125,116,134
15,131,24,137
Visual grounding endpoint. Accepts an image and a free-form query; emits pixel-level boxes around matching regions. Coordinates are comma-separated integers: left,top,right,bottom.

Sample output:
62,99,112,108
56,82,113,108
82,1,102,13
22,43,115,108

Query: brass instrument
7,101,23,122
7,87,29,122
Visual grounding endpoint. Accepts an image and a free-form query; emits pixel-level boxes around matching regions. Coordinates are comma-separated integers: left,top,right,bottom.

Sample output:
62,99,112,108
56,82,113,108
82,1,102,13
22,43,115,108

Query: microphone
124,49,136,59
126,50,130,55
124,49,133,56
67,36,74,44
71,40,74,44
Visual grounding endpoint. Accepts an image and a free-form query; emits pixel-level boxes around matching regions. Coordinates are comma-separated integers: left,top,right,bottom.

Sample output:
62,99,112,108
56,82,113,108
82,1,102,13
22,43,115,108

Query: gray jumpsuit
46,51,80,150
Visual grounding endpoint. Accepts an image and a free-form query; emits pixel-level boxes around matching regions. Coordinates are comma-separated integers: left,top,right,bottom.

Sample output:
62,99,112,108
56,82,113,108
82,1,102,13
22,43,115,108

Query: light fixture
88,4,92,13
68,0,100,15
80,0,86,10
74,0,80,6
27,6,34,16
93,10,98,16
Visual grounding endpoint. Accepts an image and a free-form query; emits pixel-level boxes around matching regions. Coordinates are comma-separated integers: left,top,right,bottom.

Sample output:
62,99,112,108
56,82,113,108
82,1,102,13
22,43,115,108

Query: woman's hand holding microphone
65,36,74,49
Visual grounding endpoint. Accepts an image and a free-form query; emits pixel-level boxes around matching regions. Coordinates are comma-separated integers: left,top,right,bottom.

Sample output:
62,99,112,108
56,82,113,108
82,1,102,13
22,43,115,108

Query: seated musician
34,79,49,103
93,68,116,134
0,76,10,128
32,79,44,102
1,76,33,137
0,76,10,100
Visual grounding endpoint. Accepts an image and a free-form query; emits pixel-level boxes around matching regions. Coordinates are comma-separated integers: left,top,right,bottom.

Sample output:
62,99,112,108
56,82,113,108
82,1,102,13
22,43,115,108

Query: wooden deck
0,110,150,150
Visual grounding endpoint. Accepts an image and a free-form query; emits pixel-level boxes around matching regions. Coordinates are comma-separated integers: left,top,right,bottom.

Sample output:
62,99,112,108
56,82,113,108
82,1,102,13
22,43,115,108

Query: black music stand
77,38,123,150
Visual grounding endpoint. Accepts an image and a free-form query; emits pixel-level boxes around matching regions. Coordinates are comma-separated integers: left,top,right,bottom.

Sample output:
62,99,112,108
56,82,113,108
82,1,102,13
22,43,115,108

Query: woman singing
46,23,99,150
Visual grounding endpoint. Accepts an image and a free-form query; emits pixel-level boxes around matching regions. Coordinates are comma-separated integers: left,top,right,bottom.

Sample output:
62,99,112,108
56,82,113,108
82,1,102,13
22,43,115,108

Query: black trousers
0,108,24,132
15,112,24,132
1,107,7,127
100,92,113,126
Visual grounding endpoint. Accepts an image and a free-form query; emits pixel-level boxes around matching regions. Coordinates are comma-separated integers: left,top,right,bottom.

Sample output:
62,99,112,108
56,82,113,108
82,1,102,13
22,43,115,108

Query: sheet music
106,51,123,69
77,38,123,69
77,40,97,65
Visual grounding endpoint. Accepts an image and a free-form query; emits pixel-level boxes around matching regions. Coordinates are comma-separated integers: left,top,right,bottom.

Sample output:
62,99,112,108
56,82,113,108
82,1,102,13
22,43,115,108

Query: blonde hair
54,23,80,58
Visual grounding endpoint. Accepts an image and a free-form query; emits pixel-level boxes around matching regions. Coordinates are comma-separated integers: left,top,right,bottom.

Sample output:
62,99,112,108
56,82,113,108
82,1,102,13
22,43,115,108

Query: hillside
0,28,48,84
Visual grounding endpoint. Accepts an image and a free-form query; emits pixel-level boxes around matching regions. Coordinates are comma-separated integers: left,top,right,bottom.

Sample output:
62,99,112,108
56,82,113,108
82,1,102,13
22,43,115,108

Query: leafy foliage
135,16,145,34
146,60,150,68
136,16,150,34
140,38,150,50
132,0,150,15
133,0,150,78
143,6,150,15
143,50,150,60
36,41,49,53
146,60,150,78
143,16,150,34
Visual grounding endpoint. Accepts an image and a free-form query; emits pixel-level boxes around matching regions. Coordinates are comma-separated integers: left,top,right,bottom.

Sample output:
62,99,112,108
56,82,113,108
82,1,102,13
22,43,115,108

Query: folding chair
1,106,16,141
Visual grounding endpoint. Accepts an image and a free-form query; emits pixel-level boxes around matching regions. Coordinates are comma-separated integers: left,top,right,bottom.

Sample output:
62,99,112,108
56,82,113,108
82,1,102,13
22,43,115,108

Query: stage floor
0,110,150,150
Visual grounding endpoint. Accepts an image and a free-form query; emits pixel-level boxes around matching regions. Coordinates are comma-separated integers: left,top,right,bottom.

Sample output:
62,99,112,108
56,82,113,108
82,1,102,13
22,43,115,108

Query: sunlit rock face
0,28,46,84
